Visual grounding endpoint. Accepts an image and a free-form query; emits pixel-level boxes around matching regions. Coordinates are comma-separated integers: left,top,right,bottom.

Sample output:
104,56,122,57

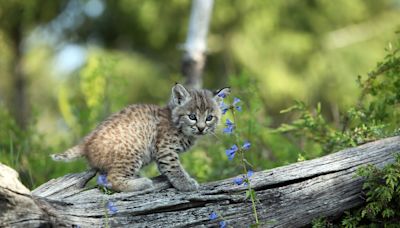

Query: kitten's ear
171,83,191,106
214,87,231,102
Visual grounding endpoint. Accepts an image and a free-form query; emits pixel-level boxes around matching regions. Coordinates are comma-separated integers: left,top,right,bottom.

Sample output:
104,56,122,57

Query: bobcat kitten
51,84,230,192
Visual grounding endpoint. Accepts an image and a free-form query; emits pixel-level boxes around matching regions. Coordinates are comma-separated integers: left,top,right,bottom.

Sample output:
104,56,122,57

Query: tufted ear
214,87,231,102
171,84,191,106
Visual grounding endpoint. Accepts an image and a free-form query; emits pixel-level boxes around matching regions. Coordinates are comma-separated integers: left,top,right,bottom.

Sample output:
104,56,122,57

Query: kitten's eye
188,113,197,121
206,115,213,121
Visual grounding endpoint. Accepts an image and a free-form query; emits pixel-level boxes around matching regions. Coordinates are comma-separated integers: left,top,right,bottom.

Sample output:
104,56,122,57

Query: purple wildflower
209,212,218,220
242,141,251,150
225,144,238,160
226,118,234,126
247,170,254,178
234,170,254,186
107,201,118,214
223,119,234,134
219,221,227,228
220,101,229,115
233,97,241,105
234,177,244,185
233,97,242,112
97,174,108,187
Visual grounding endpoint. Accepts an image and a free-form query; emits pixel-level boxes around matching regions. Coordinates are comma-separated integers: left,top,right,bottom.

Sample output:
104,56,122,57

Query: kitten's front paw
174,178,199,192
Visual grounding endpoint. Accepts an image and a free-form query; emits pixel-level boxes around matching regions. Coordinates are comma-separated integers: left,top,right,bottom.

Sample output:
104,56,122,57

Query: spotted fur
51,84,230,192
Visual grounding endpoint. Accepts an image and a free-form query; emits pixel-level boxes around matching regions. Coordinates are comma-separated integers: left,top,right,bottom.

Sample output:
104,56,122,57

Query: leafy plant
209,90,260,226
96,174,118,228
0,104,86,189
341,154,400,227
312,217,333,228
276,36,400,158
297,36,400,226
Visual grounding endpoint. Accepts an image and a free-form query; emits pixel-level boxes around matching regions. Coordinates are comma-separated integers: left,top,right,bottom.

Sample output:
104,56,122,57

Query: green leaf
382,208,395,218
279,101,305,114
245,190,251,199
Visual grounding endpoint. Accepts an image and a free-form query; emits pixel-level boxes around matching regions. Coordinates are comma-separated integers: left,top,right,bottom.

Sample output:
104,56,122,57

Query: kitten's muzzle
197,126,205,133
194,127,206,135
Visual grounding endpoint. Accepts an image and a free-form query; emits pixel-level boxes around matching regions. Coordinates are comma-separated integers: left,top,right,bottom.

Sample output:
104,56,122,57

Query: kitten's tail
51,145,84,162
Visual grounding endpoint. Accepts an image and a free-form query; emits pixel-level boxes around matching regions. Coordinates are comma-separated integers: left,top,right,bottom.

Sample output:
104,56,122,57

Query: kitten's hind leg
107,169,153,192
127,177,154,191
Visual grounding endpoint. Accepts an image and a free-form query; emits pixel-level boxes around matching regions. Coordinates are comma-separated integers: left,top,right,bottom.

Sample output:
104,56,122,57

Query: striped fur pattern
51,84,230,192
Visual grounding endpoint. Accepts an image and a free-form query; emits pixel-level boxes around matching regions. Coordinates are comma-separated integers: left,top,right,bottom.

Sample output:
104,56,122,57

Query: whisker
209,131,221,140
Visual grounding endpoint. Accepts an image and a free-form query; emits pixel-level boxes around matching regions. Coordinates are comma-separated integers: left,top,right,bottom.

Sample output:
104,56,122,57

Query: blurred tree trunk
9,15,29,129
181,0,214,89
0,1,64,129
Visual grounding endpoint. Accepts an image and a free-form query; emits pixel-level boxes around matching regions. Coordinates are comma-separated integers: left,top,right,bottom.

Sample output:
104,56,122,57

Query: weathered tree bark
0,164,50,227
1,136,399,227
181,0,214,89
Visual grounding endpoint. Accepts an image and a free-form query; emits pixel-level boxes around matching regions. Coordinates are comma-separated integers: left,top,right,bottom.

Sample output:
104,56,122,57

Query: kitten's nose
197,126,205,133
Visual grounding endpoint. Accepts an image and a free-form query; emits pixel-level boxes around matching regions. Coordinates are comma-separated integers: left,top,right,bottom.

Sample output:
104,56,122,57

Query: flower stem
102,197,110,228
231,107,259,225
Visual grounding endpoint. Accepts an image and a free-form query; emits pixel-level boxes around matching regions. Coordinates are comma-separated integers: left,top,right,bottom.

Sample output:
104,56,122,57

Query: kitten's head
169,84,230,137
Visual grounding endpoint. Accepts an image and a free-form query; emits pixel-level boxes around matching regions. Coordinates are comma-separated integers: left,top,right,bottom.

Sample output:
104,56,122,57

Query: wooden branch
181,0,214,89
1,136,399,227
0,164,50,227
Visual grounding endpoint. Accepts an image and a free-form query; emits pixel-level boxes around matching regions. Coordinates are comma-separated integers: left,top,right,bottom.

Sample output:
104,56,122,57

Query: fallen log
1,136,399,227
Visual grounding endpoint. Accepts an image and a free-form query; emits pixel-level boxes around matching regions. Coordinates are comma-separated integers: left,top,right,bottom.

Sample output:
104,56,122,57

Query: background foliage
0,1,400,225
